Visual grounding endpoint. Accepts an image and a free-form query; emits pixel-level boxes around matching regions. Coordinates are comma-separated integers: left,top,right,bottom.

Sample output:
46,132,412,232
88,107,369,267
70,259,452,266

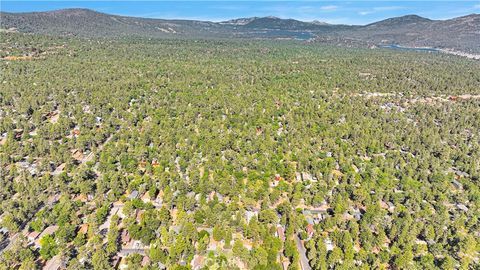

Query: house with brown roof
121,229,130,246
27,231,41,242
276,225,285,241
306,224,314,239
78,224,89,234
191,254,205,270
34,226,59,248
71,149,84,161
141,256,150,267
43,255,63,270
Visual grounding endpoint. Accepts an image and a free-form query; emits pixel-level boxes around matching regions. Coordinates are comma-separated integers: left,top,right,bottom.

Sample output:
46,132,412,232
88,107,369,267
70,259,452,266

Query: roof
27,230,41,240
306,224,315,236
39,225,59,239
43,255,62,270
276,226,285,240
78,224,89,234
128,190,139,200
121,229,130,243
141,256,150,267
191,255,205,270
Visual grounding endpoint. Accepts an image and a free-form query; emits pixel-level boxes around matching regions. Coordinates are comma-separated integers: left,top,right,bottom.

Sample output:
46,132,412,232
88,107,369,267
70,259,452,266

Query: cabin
325,238,334,251
128,190,139,200
306,224,315,239
43,255,63,270
141,256,150,267
352,208,362,220
121,229,130,246
452,179,463,190
456,204,468,212
71,149,84,161
27,231,40,242
141,192,151,203
276,225,285,241
270,174,283,187
0,133,8,145
191,255,205,270
35,226,59,248
78,224,89,234
245,210,258,223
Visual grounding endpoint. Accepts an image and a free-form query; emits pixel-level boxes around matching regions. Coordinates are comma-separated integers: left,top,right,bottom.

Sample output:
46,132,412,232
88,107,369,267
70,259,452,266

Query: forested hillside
0,32,479,269
1,9,480,53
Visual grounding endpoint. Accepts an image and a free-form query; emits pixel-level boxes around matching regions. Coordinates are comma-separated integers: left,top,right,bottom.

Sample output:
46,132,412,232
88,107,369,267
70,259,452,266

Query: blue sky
2,1,480,25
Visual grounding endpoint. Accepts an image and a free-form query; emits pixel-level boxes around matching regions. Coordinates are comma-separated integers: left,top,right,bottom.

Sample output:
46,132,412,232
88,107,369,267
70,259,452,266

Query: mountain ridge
1,8,479,53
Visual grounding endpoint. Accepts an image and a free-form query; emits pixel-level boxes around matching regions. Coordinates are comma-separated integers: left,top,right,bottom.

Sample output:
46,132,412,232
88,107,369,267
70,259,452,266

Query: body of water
379,44,440,53
251,30,315,40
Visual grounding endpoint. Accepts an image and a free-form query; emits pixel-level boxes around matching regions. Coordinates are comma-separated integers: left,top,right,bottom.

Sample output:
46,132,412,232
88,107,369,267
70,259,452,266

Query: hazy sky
2,1,480,25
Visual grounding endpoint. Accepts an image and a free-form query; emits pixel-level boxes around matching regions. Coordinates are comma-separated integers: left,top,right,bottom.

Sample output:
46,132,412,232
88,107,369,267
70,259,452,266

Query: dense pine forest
0,32,479,270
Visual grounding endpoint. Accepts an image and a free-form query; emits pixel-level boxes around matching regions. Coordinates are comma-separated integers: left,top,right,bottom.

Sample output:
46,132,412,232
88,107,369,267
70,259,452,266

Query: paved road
294,234,312,270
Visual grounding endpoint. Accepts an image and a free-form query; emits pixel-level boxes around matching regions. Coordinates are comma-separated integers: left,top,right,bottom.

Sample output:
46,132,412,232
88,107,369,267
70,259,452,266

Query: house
306,217,314,225
171,225,181,234
111,256,121,269
141,256,150,267
36,226,59,247
301,172,313,182
136,210,145,223
121,229,130,245
331,170,343,178
13,128,24,140
141,192,151,203
95,116,103,127
281,259,290,270
245,211,258,223
276,226,285,241
78,224,89,234
387,202,395,212
151,159,160,167
128,190,139,200
27,231,40,242
43,255,62,270
17,160,38,176
47,193,61,205
186,191,196,199
325,238,334,251
456,204,468,212
352,208,362,220
119,257,128,270
47,111,60,124
306,224,315,239
452,180,463,190
447,167,469,179
157,262,166,269
207,239,219,252
0,132,7,145
191,255,205,270
71,149,84,161
295,172,302,182
73,194,88,203
71,126,81,137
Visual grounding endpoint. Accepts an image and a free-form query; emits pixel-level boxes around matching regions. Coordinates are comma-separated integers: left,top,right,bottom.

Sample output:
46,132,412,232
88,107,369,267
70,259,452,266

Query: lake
379,44,440,53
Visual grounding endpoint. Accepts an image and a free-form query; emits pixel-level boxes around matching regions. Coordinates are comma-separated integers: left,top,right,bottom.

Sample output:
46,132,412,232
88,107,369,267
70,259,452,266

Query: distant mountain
220,17,258,26
365,14,432,28
337,13,480,53
1,8,479,53
239,16,322,30
0,8,224,38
